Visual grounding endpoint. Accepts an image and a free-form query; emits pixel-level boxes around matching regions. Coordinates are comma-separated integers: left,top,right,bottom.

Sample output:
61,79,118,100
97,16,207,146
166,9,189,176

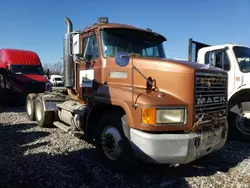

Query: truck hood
97,57,228,131
104,56,227,104
160,57,226,73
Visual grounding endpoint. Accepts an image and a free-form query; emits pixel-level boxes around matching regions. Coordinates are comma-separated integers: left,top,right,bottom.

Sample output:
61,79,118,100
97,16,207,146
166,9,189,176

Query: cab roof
0,48,41,66
197,43,249,55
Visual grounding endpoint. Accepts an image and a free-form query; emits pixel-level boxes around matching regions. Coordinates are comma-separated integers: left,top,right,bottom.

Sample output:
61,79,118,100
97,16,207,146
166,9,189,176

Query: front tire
95,113,137,172
228,111,250,142
35,96,54,127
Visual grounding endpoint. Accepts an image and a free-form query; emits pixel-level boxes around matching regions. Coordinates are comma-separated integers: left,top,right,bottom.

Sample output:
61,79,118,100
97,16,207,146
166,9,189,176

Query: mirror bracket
115,52,161,109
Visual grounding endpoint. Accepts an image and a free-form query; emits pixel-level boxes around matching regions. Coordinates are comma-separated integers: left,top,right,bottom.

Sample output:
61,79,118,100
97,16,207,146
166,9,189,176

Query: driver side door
205,49,234,95
76,33,102,99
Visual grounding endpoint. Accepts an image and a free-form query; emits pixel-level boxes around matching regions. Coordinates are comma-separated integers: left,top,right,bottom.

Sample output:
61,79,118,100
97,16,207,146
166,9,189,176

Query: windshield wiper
128,52,141,57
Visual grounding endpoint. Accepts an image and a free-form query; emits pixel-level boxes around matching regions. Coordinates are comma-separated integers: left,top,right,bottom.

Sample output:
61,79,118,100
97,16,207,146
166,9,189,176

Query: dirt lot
0,106,250,188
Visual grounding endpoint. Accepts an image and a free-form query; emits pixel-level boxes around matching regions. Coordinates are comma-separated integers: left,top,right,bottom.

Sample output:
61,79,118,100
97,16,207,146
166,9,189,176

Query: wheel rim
27,99,32,115
36,102,43,121
101,126,122,161
236,113,250,136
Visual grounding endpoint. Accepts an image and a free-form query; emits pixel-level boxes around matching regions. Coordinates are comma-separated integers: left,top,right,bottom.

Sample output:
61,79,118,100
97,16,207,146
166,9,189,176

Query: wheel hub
103,134,116,152
101,126,122,160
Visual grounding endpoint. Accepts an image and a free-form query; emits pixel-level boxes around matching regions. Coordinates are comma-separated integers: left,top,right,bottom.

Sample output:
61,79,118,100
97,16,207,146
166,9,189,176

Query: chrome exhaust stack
64,17,73,88
64,17,80,101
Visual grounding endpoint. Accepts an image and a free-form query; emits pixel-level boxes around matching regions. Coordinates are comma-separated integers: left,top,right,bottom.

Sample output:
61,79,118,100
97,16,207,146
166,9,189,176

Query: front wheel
228,111,250,142
95,113,137,172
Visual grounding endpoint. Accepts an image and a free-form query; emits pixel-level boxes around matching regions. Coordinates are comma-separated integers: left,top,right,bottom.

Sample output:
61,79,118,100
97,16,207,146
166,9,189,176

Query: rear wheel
26,94,37,121
95,113,137,172
35,96,54,127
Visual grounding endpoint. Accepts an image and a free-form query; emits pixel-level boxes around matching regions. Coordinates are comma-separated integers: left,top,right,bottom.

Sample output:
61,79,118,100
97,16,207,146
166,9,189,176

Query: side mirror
72,33,81,55
47,69,50,79
5,66,11,76
5,69,11,80
115,52,130,67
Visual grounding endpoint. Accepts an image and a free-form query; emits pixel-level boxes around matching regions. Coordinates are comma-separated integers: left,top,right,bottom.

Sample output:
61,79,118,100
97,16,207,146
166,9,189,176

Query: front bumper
54,82,64,86
130,123,227,164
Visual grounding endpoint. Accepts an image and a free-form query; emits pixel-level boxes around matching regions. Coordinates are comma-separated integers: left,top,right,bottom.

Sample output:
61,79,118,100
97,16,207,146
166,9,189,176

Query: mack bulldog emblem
197,96,226,105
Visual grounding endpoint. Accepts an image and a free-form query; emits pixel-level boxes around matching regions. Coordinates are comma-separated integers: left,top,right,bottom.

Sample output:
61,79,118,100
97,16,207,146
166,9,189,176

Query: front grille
194,71,228,131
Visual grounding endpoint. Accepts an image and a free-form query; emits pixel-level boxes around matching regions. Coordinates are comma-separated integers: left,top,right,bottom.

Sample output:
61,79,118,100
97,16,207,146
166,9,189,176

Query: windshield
10,65,44,75
233,46,250,73
54,77,62,81
100,28,166,58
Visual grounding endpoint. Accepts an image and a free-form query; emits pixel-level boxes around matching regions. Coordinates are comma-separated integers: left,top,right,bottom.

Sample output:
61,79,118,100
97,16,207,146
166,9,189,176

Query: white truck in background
49,75,64,86
188,38,250,142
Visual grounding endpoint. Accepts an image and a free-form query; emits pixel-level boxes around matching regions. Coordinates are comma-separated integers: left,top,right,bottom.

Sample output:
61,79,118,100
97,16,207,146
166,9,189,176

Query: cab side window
142,47,159,57
83,35,99,61
205,50,230,71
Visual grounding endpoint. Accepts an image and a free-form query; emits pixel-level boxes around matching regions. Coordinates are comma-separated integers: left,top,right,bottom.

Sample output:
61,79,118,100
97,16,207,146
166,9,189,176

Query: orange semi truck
0,49,51,105
26,17,229,170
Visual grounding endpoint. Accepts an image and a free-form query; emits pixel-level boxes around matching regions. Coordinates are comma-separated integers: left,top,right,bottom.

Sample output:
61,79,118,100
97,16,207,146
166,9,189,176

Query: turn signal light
141,108,156,125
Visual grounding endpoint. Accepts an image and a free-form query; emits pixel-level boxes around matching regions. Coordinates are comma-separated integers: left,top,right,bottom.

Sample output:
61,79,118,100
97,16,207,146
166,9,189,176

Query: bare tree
42,63,50,73
42,62,63,75
51,62,63,75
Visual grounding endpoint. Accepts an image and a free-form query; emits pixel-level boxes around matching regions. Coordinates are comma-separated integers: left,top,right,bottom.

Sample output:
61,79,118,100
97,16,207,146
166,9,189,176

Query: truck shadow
0,122,250,188
0,102,25,113
1,106,26,113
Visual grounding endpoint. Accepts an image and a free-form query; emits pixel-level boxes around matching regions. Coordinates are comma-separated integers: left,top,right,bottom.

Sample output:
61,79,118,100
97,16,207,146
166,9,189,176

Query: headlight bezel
141,106,187,126
155,107,187,125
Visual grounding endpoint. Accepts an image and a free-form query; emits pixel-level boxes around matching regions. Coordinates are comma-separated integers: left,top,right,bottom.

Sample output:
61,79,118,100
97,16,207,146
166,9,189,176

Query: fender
228,84,250,101
92,96,134,127
90,84,190,132
84,95,134,141
228,85,250,114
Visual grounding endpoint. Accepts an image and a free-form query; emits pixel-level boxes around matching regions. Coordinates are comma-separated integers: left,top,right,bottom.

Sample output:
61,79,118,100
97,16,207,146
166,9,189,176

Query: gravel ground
0,106,250,188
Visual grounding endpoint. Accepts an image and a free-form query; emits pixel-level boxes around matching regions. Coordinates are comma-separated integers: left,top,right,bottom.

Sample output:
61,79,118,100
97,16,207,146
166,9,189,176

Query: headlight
141,108,186,125
156,108,186,124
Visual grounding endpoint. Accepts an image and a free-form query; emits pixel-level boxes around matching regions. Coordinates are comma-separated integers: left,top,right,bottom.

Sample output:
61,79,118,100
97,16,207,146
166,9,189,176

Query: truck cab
188,39,250,141
0,49,50,105
26,17,229,171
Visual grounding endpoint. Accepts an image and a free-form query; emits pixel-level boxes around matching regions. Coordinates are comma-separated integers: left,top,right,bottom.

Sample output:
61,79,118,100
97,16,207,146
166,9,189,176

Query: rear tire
35,96,54,127
26,94,37,121
94,113,137,172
